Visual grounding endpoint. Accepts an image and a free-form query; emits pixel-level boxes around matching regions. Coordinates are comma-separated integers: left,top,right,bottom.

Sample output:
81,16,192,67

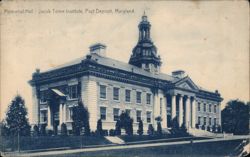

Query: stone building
29,14,223,134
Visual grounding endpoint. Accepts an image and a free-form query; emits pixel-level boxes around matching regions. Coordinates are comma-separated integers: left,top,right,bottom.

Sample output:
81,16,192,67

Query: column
47,105,52,129
59,104,63,125
185,97,191,129
63,104,67,123
178,95,183,127
161,96,167,128
171,95,176,120
192,98,196,128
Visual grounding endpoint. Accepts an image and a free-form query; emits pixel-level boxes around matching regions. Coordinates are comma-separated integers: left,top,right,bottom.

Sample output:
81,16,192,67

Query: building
29,13,223,134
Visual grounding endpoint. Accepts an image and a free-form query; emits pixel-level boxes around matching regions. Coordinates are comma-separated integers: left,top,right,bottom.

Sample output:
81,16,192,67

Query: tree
137,120,143,135
115,120,121,135
96,119,103,136
147,124,154,136
33,125,39,136
119,112,133,136
222,100,249,135
5,95,31,136
72,100,90,136
61,123,68,136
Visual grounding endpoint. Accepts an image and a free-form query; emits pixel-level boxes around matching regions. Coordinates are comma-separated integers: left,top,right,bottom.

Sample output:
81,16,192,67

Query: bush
33,125,39,136
40,124,46,136
115,120,121,135
137,120,143,135
195,124,199,129
103,130,108,136
61,123,68,136
207,126,211,132
212,125,216,132
109,129,116,136
47,129,53,136
84,122,90,136
217,125,222,133
96,119,103,136
201,125,206,130
147,124,154,136
157,122,162,136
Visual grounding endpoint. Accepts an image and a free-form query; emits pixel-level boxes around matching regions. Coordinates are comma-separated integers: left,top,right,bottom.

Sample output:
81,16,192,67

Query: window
204,104,206,112
146,111,151,123
209,104,212,112
136,110,142,122
40,90,47,103
198,117,201,125
113,87,120,101
113,108,119,121
125,89,131,102
100,85,107,99
125,109,131,116
69,85,78,99
66,107,73,121
214,118,217,125
100,107,106,120
146,93,151,105
214,105,217,113
204,117,207,125
160,98,163,116
209,118,212,125
198,103,201,111
136,91,142,104
40,110,47,122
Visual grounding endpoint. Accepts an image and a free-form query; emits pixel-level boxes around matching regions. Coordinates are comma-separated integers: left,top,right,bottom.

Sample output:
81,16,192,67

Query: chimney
172,70,186,78
89,43,106,57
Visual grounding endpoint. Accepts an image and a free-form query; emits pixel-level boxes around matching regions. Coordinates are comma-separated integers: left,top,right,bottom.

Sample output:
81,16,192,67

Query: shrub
115,120,121,135
84,122,90,136
217,125,222,133
147,124,154,136
61,123,68,136
47,129,53,136
96,119,103,136
137,120,143,135
207,126,211,132
157,122,162,136
33,125,39,136
212,125,216,132
195,124,199,129
109,129,116,136
201,125,205,130
40,124,46,136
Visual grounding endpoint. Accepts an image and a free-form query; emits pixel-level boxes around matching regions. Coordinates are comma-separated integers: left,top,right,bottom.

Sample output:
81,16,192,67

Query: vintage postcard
0,0,249,157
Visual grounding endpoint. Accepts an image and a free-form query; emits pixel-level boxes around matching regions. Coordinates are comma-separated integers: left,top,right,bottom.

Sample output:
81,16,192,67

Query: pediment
174,77,199,91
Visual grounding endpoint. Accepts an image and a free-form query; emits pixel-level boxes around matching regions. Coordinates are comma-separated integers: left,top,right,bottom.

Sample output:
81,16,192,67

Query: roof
42,53,178,82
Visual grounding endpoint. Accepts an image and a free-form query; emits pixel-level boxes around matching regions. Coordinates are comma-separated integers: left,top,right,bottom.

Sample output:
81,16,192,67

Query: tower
129,12,162,74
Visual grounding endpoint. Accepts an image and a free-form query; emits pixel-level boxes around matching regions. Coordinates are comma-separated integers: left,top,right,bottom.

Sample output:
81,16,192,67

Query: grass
49,139,243,157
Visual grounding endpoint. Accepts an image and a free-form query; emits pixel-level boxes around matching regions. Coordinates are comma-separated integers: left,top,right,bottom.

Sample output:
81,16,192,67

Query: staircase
105,136,125,144
188,128,223,138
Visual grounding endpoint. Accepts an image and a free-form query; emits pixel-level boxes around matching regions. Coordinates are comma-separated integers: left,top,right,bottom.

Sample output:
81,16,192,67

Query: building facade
29,14,223,134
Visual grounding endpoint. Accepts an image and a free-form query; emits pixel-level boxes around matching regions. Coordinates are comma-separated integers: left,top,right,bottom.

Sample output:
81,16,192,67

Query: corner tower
129,12,162,74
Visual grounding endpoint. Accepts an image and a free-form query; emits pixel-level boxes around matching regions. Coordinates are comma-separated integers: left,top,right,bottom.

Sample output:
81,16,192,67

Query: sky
1,1,249,122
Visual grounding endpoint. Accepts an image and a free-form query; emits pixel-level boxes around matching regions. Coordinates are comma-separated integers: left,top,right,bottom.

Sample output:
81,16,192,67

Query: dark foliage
96,119,103,136
147,124,154,136
222,100,249,135
109,129,116,136
115,120,121,135
170,117,189,137
33,125,39,136
119,112,133,136
5,95,31,136
195,124,199,129
157,122,162,136
40,124,47,136
0,122,10,136
47,129,53,136
61,123,68,136
72,100,90,136
137,120,143,135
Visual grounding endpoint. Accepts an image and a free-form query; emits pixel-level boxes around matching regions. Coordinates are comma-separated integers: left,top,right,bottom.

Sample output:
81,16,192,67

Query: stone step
105,136,125,144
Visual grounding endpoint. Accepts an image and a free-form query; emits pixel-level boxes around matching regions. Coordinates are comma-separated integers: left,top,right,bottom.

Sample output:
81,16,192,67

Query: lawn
46,139,243,157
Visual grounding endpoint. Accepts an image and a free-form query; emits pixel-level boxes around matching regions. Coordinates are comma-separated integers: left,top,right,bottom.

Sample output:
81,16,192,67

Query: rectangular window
100,85,107,99
136,110,142,122
113,108,119,121
113,87,120,101
146,93,151,105
125,89,131,102
198,103,201,111
160,98,163,116
125,109,131,116
136,91,142,104
69,85,78,99
209,104,212,112
40,90,47,103
209,118,212,125
198,117,201,125
214,105,217,113
146,111,151,123
214,118,217,125
204,117,207,125
66,107,73,121
204,104,206,112
40,110,47,122
100,107,106,120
